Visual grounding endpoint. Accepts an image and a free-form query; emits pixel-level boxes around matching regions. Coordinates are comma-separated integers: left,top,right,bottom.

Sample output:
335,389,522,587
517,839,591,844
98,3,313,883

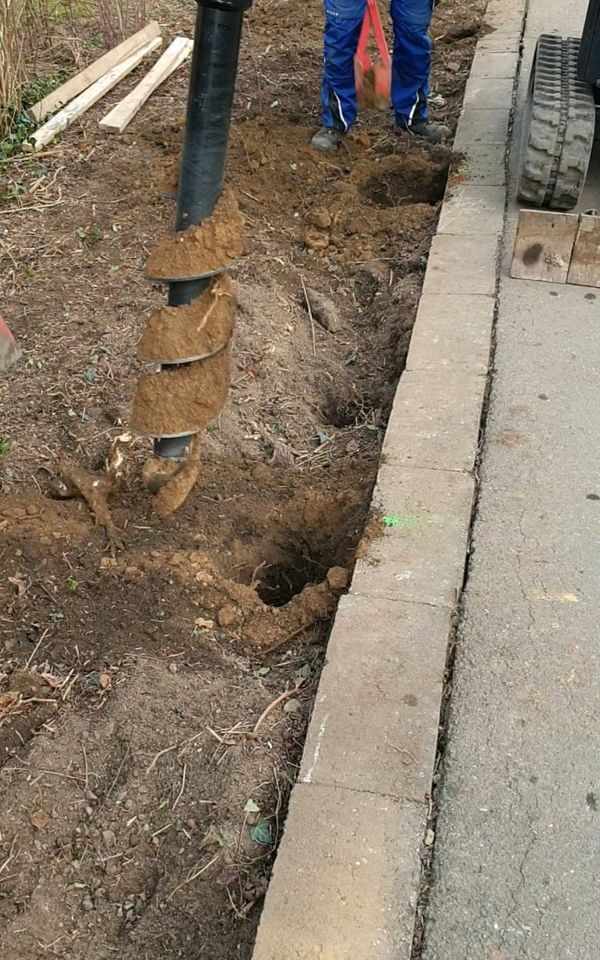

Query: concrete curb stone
422,234,499,297
453,106,511,147
251,784,424,960
350,466,475,608
381,368,487,472
452,142,506,185
300,595,452,801
463,76,515,110
469,49,520,78
405,293,494,374
438,184,506,236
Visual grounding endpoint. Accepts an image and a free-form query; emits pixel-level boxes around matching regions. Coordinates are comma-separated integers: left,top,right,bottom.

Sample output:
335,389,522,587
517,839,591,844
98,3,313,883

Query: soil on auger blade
0,0,487,957
131,345,231,436
146,186,245,280
138,276,235,363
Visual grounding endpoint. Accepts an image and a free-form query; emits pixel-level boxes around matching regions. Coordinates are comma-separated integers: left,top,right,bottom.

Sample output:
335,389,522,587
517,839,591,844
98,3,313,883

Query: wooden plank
510,209,579,284
100,36,192,133
28,22,161,123
30,37,163,151
567,214,600,288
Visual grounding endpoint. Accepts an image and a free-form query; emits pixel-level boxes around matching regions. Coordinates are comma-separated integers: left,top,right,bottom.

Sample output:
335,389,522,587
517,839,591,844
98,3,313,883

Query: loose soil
131,345,231,436
146,187,245,281
138,276,235,363
0,0,487,957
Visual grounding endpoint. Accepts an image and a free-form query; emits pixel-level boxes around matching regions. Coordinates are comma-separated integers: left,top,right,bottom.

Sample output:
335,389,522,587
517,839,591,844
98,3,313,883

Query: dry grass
97,0,149,48
0,0,31,136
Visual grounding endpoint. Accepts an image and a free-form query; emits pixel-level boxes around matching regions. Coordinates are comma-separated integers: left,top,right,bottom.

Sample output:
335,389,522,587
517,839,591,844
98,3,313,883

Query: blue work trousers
322,0,434,130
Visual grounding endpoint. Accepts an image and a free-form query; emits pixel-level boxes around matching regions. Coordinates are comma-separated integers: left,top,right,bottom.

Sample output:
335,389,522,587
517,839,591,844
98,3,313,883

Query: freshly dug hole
255,552,325,607
360,151,450,207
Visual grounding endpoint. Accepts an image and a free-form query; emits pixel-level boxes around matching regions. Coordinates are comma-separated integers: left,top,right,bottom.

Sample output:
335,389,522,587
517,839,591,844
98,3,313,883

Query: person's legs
313,0,366,151
390,0,447,141
390,0,432,123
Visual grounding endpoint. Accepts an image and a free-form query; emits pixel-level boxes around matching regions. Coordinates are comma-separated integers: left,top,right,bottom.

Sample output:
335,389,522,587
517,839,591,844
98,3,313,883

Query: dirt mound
358,150,450,207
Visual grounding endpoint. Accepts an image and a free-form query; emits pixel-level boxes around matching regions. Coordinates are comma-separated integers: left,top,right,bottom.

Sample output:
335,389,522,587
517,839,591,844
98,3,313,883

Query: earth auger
130,0,252,515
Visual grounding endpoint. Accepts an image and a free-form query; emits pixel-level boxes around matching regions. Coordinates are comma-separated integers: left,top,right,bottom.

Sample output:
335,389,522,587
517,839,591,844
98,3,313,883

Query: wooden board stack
27,23,192,150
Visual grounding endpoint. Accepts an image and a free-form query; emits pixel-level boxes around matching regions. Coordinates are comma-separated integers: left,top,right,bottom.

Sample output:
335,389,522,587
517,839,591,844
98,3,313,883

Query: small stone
82,895,94,912
424,828,435,846
326,566,349,591
307,207,332,230
195,570,213,585
102,829,117,848
283,698,301,714
305,229,330,251
194,617,214,630
303,286,342,333
216,605,240,628
447,60,461,73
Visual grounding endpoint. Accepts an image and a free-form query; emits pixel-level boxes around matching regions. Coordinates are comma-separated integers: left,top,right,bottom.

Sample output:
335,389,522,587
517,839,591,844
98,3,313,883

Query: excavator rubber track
517,34,596,210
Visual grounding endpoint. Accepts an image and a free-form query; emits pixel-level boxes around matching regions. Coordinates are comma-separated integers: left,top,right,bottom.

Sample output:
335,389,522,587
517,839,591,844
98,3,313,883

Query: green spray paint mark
382,513,427,530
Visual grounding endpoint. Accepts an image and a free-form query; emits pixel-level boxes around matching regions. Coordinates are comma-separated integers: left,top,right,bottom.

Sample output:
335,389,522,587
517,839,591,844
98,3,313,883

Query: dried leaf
0,691,20,711
8,575,27,597
30,810,49,830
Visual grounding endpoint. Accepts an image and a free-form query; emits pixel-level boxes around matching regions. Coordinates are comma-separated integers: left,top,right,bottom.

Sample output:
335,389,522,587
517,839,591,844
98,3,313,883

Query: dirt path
0,1,485,956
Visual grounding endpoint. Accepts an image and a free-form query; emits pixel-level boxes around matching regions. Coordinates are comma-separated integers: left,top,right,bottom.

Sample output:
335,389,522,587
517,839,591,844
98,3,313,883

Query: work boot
311,126,345,153
397,119,450,144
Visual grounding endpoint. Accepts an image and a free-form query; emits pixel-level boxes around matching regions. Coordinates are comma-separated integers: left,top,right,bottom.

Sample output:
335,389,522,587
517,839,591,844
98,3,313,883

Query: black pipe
155,0,252,460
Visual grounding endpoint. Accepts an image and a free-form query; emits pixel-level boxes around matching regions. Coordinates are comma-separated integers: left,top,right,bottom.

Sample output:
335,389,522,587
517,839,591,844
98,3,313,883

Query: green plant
0,439,11,456
0,72,65,169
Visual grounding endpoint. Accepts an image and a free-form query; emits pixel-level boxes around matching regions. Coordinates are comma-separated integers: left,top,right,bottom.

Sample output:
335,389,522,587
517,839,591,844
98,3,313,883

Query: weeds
0,73,64,168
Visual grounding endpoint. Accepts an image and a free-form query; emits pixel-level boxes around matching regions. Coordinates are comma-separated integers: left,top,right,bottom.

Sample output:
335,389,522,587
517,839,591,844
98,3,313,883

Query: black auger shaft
155,0,253,460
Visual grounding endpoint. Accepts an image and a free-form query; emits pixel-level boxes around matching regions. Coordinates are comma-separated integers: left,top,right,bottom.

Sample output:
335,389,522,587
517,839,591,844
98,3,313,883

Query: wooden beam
30,37,163,151
567,214,600,288
100,36,192,134
510,209,579,284
28,22,161,123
